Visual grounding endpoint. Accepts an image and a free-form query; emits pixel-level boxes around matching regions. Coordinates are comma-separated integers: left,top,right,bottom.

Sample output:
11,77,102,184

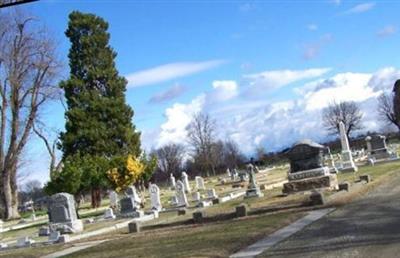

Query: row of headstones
169,172,206,191
172,180,219,207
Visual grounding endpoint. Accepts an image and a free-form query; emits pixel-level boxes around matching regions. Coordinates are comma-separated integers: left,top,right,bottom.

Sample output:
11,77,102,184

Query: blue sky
11,0,400,183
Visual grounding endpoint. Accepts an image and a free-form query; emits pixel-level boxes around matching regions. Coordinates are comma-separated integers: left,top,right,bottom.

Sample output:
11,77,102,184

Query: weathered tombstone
206,188,218,199
323,147,338,173
339,122,358,172
226,168,232,178
104,208,116,219
0,220,3,233
245,164,264,198
17,236,35,247
238,171,247,182
181,172,191,193
175,180,188,207
282,140,338,194
109,191,118,208
30,213,36,222
149,184,162,211
128,222,141,233
170,174,176,189
125,186,141,206
48,193,83,233
38,226,50,236
192,192,201,202
48,231,60,242
0,243,8,249
365,135,391,161
170,195,178,206
119,196,143,218
195,176,205,190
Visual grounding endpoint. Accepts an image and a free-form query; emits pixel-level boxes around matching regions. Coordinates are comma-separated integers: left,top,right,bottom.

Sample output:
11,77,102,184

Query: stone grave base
119,210,144,218
245,187,264,198
283,174,338,195
50,219,83,234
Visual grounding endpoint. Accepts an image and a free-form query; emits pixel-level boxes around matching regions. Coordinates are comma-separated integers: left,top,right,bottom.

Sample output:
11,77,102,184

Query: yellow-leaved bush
107,155,145,193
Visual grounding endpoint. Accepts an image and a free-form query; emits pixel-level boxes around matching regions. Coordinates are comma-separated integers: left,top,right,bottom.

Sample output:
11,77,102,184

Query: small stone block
192,211,204,223
128,222,141,233
310,191,325,206
360,175,371,183
338,182,350,191
38,227,50,236
0,243,8,249
177,209,186,216
212,198,220,205
58,235,70,243
235,204,248,217
260,184,266,190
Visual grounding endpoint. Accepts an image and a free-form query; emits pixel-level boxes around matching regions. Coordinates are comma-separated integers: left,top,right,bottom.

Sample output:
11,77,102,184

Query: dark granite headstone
120,197,135,214
287,140,326,173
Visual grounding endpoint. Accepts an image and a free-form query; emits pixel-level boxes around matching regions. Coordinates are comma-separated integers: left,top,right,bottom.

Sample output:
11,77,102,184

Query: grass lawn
68,211,305,258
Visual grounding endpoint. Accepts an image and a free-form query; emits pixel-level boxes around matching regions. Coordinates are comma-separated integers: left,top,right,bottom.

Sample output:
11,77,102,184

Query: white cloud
307,24,318,31
126,60,225,87
157,95,205,147
243,68,330,95
147,67,400,156
207,80,238,103
343,2,375,14
377,25,396,37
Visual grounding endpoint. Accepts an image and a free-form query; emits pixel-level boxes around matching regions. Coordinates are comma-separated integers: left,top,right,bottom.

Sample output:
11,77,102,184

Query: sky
6,0,400,184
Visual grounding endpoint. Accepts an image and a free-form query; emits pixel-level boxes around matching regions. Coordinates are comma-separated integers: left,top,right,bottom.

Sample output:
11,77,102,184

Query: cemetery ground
1,161,400,257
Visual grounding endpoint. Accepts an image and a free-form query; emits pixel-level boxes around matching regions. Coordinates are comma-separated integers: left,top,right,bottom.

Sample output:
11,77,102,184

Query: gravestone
226,168,232,177
323,148,338,174
120,196,143,218
125,186,141,206
170,195,178,206
245,164,264,198
339,121,358,172
149,184,162,211
48,193,83,233
0,220,3,233
38,227,50,236
48,231,60,242
170,174,176,189
104,208,116,219
283,140,338,194
207,188,218,199
175,180,188,207
192,192,201,202
17,236,35,247
231,169,239,181
365,135,391,161
181,172,191,193
195,176,205,190
109,191,118,208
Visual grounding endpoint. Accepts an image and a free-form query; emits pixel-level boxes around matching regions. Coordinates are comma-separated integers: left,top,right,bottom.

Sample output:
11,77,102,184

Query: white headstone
104,208,116,219
0,243,8,249
150,184,162,211
339,121,358,172
109,191,118,208
192,192,201,202
226,168,232,177
126,186,141,205
175,180,188,207
195,176,205,190
0,219,3,233
181,172,191,193
170,195,178,206
207,189,218,199
170,174,176,189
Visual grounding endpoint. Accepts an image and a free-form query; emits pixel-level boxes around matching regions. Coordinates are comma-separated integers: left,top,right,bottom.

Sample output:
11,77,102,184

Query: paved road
260,174,400,258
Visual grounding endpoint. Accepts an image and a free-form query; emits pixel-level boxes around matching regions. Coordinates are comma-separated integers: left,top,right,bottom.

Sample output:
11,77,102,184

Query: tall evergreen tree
59,11,141,207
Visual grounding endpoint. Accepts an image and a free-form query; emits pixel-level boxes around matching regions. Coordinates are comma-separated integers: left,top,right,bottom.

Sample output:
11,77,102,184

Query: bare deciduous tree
377,80,400,132
187,112,217,176
322,101,363,139
154,143,185,178
33,122,62,180
0,12,60,219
